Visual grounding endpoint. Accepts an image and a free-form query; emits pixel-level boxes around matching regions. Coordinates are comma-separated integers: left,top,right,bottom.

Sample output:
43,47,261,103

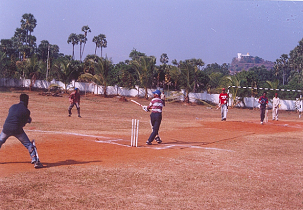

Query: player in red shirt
219,88,229,121
68,88,81,117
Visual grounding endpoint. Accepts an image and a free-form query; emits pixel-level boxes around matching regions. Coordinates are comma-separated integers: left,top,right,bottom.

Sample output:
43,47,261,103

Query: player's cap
275,93,278,96
222,88,225,91
152,90,161,96
75,88,78,90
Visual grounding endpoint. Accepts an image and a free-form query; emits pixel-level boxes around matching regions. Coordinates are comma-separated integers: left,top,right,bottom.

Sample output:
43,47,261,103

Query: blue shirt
3,101,31,134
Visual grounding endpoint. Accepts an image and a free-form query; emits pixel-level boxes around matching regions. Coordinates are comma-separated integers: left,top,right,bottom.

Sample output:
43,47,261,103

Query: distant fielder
219,88,229,121
258,91,268,125
272,93,280,121
68,87,81,117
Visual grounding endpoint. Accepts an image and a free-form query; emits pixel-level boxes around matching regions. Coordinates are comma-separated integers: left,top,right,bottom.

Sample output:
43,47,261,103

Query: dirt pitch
1,89,303,209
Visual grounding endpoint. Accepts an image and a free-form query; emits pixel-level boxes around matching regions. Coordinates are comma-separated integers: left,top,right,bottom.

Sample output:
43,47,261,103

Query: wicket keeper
0,94,43,168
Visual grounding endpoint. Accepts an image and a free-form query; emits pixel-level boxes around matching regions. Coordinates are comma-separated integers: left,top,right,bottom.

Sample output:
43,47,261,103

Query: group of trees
2,13,303,102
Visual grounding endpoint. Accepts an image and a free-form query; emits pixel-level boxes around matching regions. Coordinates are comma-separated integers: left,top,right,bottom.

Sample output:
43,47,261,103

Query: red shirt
219,92,228,105
69,91,80,104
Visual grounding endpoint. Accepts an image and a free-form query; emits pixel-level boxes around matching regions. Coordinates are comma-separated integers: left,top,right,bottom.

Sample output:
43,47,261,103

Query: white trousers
272,107,278,120
221,104,227,120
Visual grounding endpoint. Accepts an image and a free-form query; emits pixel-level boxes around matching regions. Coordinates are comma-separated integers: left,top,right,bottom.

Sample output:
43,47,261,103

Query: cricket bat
130,100,148,112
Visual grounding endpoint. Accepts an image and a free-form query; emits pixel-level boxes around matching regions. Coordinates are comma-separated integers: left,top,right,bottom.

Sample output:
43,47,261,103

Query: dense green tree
52,57,77,92
129,48,146,60
80,56,112,96
110,61,136,89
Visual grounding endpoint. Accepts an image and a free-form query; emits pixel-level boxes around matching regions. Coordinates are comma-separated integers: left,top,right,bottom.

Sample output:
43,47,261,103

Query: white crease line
26,129,234,151
150,145,234,152
26,129,110,139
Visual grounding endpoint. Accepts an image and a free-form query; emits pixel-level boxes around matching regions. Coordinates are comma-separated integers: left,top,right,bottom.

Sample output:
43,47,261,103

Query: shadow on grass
42,159,102,168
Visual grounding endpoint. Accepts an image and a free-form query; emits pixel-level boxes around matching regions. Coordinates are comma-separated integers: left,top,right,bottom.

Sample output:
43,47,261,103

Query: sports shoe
260,121,263,125
68,114,71,117
155,136,162,144
34,161,43,169
146,141,152,145
78,115,82,118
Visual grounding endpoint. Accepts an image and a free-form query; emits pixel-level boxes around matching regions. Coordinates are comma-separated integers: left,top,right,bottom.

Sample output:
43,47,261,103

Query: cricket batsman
0,94,43,168
145,90,164,145
219,88,229,121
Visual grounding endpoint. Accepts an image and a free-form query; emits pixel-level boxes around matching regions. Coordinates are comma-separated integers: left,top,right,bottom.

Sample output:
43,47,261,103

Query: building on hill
237,52,252,61
229,53,274,74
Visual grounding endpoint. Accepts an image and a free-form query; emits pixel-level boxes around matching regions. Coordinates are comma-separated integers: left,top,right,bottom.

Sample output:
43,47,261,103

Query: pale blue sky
1,0,303,65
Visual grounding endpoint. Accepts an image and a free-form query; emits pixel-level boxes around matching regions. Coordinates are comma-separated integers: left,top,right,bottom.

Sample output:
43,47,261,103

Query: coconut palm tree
24,55,44,90
82,57,112,96
131,56,156,99
67,33,79,60
81,25,91,59
53,58,75,92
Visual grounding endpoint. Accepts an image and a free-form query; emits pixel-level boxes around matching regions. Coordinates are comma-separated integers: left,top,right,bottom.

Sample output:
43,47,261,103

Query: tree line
1,13,303,104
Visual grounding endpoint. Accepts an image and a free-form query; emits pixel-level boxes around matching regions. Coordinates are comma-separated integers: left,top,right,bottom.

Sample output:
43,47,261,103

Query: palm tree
20,13,37,46
81,25,91,59
98,34,107,57
225,76,239,107
189,58,205,92
67,33,79,60
131,56,156,99
84,57,112,96
92,35,100,55
78,34,86,61
25,55,44,90
53,58,75,92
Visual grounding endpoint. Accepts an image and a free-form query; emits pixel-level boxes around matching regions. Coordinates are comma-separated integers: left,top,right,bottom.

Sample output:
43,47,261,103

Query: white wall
0,78,299,111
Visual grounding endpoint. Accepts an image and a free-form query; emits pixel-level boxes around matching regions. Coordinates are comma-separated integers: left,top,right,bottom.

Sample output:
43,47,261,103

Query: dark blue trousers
147,112,162,143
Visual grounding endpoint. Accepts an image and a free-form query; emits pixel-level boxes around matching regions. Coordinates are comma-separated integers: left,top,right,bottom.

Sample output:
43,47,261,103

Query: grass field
0,89,303,209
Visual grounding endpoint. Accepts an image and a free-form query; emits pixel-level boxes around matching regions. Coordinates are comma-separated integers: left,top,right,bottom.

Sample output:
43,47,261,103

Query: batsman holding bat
145,90,164,145
219,88,229,121
0,94,43,168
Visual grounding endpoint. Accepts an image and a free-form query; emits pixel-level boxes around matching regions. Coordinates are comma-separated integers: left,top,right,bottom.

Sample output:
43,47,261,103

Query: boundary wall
0,78,299,111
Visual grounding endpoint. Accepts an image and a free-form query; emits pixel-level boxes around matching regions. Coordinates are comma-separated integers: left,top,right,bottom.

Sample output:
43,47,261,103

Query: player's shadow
0,160,101,168
42,159,102,168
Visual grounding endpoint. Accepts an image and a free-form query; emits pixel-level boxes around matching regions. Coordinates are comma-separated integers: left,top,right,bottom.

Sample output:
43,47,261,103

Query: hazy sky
1,0,303,65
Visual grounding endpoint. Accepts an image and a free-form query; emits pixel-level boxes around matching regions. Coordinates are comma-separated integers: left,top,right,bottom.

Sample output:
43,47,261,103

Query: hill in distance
229,53,274,74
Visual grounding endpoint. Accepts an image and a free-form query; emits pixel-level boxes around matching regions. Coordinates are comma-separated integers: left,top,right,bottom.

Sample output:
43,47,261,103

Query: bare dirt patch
1,90,303,209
